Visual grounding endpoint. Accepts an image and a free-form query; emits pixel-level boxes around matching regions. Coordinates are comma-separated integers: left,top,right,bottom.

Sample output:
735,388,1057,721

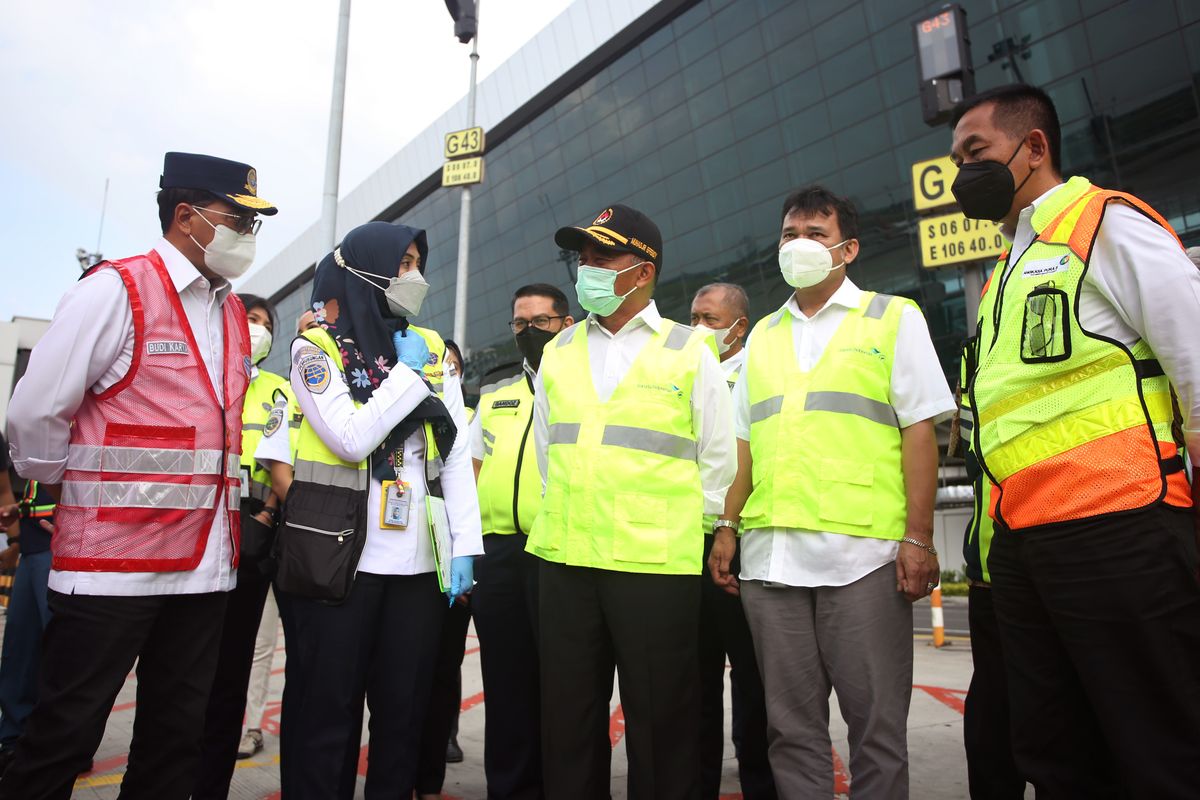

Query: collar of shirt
720,347,746,378
783,277,862,322
1004,181,1065,247
585,299,664,338
153,237,232,303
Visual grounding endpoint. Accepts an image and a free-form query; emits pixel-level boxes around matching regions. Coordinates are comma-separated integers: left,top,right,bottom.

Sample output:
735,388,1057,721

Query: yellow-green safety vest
476,369,540,536
241,369,288,504
969,176,1191,530
527,319,715,574
740,292,910,538
291,326,447,496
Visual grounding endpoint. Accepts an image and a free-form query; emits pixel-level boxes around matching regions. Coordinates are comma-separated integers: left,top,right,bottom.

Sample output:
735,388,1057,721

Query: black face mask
951,141,1033,222
515,326,556,371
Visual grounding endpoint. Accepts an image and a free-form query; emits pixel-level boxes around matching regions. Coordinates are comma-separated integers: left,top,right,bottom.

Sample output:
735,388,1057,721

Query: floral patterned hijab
309,221,429,405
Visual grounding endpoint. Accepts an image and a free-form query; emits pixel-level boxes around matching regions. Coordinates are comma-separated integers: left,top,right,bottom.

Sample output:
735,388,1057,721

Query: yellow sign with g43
444,127,485,159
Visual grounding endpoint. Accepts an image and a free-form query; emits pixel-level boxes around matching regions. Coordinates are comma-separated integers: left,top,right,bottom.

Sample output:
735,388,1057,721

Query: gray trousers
740,563,913,800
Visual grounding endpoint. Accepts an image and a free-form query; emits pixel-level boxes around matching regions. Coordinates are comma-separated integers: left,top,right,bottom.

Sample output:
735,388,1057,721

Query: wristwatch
712,518,739,535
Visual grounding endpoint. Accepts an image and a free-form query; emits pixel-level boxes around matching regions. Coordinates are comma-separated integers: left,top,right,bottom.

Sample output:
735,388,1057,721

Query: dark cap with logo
554,204,661,268
159,152,278,216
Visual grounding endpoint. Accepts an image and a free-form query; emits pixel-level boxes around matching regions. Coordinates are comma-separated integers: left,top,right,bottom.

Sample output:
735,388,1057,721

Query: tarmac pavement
53,596,1000,800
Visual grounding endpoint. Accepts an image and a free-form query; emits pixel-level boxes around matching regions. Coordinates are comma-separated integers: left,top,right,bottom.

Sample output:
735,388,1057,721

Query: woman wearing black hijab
274,221,483,799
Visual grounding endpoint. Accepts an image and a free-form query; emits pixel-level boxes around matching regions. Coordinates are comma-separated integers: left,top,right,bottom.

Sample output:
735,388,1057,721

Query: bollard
930,584,946,648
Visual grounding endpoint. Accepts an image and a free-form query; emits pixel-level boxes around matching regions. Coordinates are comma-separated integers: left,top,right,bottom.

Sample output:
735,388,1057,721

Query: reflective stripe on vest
66,445,227,475
740,292,909,539
970,177,1191,529
527,318,711,575
61,481,218,510
476,370,541,536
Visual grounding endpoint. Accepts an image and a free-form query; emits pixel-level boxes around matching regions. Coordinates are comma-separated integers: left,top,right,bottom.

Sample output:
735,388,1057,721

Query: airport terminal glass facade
262,0,1200,390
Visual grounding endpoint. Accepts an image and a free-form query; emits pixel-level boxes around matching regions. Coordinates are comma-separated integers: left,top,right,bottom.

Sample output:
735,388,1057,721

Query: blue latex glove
393,329,430,372
447,555,474,605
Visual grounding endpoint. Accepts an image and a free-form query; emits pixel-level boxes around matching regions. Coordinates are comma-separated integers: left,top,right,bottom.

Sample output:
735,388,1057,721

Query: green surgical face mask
574,261,645,316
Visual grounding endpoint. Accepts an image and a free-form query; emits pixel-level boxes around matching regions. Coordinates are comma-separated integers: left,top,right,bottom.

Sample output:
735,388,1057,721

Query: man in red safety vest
1,152,276,799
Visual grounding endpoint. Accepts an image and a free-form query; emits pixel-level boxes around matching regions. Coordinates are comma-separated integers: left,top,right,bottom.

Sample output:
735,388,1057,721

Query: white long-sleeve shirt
288,337,484,574
1004,181,1200,464
7,238,237,596
533,300,736,516
734,279,956,588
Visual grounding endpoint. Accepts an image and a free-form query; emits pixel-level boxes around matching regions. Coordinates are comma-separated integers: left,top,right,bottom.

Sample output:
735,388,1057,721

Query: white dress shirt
734,279,956,588
721,348,747,383
533,300,736,515
7,238,239,596
254,386,295,467
1003,181,1200,464
288,338,484,575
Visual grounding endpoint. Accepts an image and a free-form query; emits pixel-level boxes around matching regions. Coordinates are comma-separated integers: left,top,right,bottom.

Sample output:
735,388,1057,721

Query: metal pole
452,0,480,351
962,261,984,329
321,0,352,252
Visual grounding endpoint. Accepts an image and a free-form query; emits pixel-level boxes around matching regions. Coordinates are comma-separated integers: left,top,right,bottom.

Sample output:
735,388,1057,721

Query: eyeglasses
509,315,567,334
1026,291,1057,358
192,205,262,235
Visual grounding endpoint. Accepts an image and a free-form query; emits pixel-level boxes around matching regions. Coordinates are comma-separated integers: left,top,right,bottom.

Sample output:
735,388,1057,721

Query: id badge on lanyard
380,446,411,530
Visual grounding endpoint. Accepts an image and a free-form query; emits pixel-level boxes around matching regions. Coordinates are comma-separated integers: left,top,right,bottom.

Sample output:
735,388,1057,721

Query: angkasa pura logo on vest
636,382,684,398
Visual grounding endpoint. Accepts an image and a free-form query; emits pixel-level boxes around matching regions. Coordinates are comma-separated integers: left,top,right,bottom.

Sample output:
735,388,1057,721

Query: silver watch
713,518,739,534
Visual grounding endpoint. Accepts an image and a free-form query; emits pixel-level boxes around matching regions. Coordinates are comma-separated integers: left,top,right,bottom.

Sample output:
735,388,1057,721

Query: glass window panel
643,42,681,86
814,4,869,62
694,115,736,159
738,126,785,173
819,40,876,95
683,50,724,96
677,18,718,65
712,0,760,45
700,145,742,189
1086,0,1179,61
827,77,883,129
724,58,772,108
760,3,811,50
731,91,779,139
720,24,766,77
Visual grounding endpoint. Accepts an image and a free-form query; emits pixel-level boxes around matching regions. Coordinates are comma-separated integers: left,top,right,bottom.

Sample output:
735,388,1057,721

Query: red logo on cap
593,208,613,226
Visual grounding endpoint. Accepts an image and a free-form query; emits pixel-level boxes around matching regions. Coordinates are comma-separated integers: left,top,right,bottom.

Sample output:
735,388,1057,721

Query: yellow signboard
918,212,1004,268
442,157,485,187
911,155,960,211
444,127,485,159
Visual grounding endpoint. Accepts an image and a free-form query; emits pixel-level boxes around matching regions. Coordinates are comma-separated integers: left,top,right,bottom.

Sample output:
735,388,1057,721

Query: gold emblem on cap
245,168,258,196
593,208,613,225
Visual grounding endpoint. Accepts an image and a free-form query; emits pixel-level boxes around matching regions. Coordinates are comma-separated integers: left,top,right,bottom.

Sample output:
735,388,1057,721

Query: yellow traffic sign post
444,126,485,159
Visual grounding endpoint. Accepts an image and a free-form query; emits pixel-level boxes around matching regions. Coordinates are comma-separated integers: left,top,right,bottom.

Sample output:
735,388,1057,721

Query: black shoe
445,736,463,763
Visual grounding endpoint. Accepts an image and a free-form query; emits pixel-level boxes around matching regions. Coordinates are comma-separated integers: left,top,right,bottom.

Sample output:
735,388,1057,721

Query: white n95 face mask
189,207,256,279
695,319,743,356
778,237,848,289
248,323,272,364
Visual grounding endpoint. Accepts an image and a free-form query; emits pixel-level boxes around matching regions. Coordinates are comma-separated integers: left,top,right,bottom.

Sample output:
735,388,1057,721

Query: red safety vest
54,251,250,572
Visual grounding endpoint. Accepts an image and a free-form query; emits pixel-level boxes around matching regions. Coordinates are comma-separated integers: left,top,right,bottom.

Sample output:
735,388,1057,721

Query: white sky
0,0,573,321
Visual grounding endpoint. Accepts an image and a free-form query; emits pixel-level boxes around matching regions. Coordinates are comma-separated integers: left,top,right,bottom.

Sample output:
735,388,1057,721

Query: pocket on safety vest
612,493,670,564
817,458,874,528
1020,286,1070,364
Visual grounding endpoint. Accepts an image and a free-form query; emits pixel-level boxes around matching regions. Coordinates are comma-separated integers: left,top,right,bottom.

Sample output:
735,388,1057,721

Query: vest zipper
511,406,535,536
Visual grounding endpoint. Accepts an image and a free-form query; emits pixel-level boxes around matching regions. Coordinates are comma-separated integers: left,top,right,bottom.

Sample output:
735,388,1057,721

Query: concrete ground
55,596,994,799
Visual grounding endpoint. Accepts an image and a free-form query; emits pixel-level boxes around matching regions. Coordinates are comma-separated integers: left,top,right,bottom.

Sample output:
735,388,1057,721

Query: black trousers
698,535,775,800
0,589,227,800
193,567,272,799
989,506,1200,799
539,560,700,800
963,585,1024,800
472,533,543,800
278,571,444,799
415,599,471,794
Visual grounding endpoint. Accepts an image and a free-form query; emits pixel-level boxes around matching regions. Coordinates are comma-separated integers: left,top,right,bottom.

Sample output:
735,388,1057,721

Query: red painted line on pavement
913,683,967,714
465,645,480,656
83,753,128,775
609,704,625,747
260,792,281,800
462,690,485,712
111,701,136,712
832,746,850,794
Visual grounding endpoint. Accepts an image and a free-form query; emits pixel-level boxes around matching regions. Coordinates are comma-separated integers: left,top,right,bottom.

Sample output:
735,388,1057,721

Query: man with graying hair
690,282,776,800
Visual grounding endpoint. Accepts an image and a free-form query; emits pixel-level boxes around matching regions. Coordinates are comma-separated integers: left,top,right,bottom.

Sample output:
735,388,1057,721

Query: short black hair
512,283,569,317
444,339,466,376
780,186,859,241
694,282,749,320
237,293,276,333
157,188,220,234
951,83,1062,174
